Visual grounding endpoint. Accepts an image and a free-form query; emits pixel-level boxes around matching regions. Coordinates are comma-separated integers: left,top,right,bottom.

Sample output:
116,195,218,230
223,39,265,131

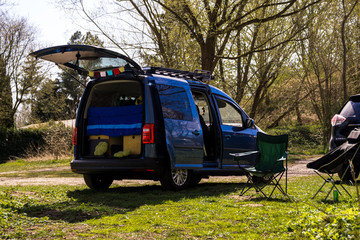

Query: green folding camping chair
231,132,289,199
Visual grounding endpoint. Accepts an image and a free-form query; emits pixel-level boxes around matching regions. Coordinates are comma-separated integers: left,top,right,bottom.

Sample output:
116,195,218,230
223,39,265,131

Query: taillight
73,127,77,145
331,114,346,126
142,124,155,144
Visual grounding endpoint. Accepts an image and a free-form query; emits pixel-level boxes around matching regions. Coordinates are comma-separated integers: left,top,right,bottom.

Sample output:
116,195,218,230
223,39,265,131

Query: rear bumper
71,157,163,174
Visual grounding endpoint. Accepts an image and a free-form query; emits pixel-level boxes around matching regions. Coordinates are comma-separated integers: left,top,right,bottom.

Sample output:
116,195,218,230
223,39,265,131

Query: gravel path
0,158,317,186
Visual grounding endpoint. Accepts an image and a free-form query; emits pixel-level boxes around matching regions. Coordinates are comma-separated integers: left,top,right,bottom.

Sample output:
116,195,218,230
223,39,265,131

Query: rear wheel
83,174,113,190
160,168,192,190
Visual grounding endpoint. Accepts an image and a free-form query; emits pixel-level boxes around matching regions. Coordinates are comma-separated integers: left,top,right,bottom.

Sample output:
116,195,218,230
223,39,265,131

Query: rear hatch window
340,101,360,117
83,80,143,157
31,45,141,76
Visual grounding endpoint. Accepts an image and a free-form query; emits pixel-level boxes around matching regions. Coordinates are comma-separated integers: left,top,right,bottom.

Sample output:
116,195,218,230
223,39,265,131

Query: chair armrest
230,151,258,168
230,151,259,158
277,152,289,162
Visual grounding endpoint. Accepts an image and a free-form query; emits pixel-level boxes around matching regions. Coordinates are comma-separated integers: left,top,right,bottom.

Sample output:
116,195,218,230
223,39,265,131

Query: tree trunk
341,10,348,101
201,36,217,72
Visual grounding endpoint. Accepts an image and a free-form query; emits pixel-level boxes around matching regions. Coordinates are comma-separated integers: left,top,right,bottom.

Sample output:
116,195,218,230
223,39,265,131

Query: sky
11,0,87,47
8,0,142,66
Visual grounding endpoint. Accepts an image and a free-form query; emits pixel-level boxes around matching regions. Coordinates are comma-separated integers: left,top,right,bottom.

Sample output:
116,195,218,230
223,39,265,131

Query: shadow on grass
18,182,246,223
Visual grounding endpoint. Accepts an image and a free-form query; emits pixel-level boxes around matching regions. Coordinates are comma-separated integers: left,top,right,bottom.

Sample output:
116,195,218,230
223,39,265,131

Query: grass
0,159,360,239
0,158,71,173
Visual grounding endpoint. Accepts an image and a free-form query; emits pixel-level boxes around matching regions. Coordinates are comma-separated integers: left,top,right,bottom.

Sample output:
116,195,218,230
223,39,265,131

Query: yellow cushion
94,142,108,156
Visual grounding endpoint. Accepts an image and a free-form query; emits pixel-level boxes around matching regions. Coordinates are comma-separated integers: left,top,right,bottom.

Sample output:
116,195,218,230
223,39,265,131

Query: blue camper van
31,45,260,190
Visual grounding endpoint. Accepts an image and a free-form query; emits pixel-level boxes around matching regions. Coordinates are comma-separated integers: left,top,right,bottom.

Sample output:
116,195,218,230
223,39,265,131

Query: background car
330,94,360,180
330,94,360,149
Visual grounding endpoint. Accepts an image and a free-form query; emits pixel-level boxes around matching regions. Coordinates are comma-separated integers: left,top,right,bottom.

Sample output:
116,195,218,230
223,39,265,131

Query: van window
340,100,360,117
87,81,142,108
157,84,192,121
192,91,211,125
216,98,243,127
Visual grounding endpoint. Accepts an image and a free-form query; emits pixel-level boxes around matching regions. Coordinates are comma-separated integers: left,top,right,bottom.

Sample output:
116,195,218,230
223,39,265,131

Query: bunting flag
88,66,126,78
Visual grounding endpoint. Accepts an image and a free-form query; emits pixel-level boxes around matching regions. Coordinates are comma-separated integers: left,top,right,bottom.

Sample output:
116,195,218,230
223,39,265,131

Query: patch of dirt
0,158,317,186
287,158,317,177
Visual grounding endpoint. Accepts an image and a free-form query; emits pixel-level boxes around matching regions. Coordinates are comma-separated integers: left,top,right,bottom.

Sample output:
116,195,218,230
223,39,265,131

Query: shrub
0,122,73,162
266,124,325,155
0,127,44,162
41,122,73,160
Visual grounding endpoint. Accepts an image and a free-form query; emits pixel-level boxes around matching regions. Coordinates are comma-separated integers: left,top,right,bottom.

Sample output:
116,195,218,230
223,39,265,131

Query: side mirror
246,118,255,129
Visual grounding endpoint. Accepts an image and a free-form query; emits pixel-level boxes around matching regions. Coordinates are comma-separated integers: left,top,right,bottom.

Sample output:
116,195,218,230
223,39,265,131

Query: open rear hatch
31,45,144,159
30,45,142,75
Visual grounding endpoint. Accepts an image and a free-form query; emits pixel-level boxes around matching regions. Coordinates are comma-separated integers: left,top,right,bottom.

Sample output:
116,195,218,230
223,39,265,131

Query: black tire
83,174,113,190
160,168,192,190
338,166,359,182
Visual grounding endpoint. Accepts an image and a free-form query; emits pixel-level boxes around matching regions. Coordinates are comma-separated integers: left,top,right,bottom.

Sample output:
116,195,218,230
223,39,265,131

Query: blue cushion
87,105,142,137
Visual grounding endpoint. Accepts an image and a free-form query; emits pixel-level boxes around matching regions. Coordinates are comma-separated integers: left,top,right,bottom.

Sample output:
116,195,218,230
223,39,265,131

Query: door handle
192,130,200,136
225,135,231,139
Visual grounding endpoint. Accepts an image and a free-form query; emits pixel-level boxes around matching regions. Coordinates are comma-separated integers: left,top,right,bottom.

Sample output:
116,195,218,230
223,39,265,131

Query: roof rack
143,67,214,82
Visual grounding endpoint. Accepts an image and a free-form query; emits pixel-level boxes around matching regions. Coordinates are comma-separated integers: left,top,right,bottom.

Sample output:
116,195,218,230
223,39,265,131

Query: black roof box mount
144,67,214,83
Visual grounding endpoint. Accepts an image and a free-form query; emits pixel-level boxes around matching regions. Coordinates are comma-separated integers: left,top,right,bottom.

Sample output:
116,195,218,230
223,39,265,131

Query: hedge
0,123,72,162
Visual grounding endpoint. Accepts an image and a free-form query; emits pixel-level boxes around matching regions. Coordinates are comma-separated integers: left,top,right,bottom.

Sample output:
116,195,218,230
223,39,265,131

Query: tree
0,56,12,128
211,3,309,121
0,13,38,128
288,1,346,146
31,79,67,123
59,0,321,70
340,0,358,100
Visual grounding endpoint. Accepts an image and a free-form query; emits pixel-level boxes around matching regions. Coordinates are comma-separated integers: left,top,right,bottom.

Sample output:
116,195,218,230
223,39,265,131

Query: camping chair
307,129,360,200
231,132,289,199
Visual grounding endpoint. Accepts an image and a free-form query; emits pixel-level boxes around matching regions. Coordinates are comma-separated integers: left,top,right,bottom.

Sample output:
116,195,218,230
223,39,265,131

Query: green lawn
0,159,359,239
0,158,71,173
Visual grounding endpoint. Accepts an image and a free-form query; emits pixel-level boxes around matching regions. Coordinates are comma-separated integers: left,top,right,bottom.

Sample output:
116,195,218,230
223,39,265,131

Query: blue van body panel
221,126,258,168
148,76,204,169
208,85,258,169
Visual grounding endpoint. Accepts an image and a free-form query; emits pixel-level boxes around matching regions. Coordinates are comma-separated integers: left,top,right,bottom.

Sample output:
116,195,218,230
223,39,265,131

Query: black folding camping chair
307,129,360,200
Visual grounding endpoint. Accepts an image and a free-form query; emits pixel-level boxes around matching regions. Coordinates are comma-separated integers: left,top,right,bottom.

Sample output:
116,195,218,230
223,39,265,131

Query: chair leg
312,170,352,200
240,174,267,198
326,173,352,198
312,171,328,199
253,181,268,198
268,172,288,198
338,183,352,198
240,175,253,196
324,183,336,201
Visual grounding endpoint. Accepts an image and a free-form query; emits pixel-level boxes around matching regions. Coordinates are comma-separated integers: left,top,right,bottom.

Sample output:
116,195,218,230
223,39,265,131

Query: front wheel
160,168,192,190
83,174,113,190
